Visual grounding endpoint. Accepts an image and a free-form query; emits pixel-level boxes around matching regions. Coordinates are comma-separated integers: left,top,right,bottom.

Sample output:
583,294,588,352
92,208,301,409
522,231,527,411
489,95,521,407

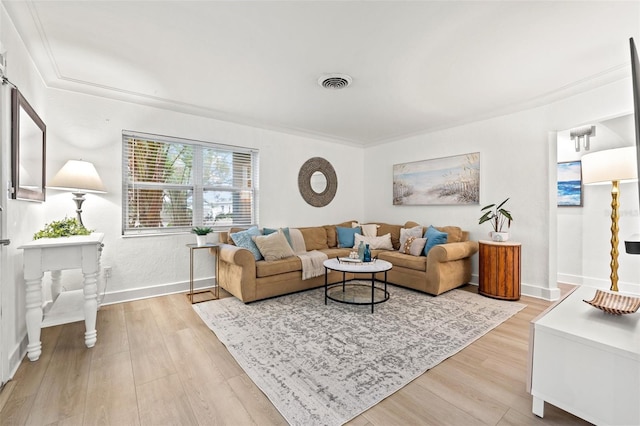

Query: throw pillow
351,222,379,238
353,233,394,250
252,230,295,261
336,226,361,248
424,225,448,256
263,227,293,247
399,225,423,249
402,236,427,256
230,226,263,260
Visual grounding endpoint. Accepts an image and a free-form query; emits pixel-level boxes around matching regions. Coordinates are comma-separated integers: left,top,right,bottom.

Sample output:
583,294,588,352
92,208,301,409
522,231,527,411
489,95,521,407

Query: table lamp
47,159,107,226
581,146,638,291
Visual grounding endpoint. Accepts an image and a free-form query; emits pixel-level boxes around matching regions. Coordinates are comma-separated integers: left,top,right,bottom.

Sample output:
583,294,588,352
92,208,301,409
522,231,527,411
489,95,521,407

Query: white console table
528,285,640,425
18,233,104,361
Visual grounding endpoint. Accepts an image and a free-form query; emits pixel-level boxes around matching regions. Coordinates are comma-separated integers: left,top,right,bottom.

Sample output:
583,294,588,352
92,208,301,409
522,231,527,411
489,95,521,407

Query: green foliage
34,218,92,240
479,198,514,232
192,226,213,235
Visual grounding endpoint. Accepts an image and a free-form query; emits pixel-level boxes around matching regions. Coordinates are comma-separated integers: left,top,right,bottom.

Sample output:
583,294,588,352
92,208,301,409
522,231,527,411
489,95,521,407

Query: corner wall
363,78,636,299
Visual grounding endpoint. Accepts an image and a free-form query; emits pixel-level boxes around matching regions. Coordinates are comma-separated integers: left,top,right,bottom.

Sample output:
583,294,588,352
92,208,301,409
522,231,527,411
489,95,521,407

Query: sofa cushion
253,231,295,261
299,226,329,250
402,236,427,256
255,256,302,278
424,225,448,256
377,223,402,249
337,226,361,248
354,233,393,250
230,226,263,260
437,226,463,243
377,250,427,272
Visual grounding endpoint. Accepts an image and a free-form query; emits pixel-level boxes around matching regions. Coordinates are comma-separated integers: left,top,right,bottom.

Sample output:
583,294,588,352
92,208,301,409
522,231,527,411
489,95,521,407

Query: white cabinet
18,233,104,361
528,285,640,425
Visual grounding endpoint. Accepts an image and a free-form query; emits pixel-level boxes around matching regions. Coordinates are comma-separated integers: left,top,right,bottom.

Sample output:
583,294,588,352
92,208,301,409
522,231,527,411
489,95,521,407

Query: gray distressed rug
193,284,525,426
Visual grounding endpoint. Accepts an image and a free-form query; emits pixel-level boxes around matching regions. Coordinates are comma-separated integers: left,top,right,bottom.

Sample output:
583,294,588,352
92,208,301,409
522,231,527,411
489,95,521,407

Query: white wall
364,77,638,299
557,117,640,293
1,4,49,382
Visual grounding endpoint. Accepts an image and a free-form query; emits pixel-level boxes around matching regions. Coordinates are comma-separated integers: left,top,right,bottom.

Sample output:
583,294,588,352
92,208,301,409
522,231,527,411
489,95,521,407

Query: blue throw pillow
263,227,292,247
230,226,263,260
424,225,448,256
336,226,361,248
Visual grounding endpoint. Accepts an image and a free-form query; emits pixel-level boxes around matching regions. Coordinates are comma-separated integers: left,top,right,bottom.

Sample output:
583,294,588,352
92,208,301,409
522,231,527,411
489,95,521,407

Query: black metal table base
324,269,389,313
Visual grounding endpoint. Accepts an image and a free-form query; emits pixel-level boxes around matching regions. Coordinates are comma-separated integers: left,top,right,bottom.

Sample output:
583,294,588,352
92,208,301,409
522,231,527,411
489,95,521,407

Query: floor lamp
581,146,638,292
47,159,107,226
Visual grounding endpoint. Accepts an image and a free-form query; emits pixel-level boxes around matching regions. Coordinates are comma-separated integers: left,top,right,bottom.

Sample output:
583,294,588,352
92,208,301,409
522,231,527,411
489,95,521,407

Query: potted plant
479,198,513,242
192,226,213,246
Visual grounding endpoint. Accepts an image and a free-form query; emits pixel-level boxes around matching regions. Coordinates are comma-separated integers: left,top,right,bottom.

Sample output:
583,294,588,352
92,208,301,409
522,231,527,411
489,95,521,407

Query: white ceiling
3,1,640,146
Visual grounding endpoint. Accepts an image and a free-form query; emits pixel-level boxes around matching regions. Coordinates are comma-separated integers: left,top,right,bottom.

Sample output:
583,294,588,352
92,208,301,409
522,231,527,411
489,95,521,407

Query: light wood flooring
0,285,590,425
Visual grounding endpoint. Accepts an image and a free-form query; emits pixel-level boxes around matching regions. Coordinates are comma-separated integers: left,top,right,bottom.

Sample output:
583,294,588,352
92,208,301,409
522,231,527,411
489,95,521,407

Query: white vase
490,231,510,242
196,235,208,246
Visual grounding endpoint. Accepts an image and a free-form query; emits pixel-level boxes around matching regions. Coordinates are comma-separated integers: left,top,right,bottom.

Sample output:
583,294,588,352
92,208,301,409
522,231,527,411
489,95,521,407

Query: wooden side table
18,233,104,361
478,240,521,300
186,243,219,304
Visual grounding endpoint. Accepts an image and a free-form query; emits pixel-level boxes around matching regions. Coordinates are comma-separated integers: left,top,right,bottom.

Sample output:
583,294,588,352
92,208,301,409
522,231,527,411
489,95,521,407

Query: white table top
18,233,105,249
323,257,392,273
535,285,640,359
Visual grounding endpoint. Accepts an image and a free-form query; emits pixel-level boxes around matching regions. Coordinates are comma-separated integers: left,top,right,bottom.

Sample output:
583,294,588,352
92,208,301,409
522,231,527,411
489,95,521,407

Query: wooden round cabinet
478,240,521,300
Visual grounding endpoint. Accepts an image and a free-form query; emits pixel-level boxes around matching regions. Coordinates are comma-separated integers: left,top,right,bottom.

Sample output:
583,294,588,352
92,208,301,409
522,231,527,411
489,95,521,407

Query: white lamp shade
581,146,638,185
48,160,107,193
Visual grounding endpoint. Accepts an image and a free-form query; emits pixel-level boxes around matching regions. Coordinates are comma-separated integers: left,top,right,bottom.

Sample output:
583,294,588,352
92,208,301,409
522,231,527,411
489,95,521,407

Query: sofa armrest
217,243,256,268
427,241,479,263
216,243,258,302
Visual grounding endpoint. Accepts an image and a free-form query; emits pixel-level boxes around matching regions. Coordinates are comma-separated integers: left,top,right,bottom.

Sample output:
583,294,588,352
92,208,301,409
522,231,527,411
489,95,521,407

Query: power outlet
104,266,112,278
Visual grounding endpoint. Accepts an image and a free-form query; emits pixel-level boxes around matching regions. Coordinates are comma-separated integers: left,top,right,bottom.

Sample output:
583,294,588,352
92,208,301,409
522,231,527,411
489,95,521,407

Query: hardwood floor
0,285,590,425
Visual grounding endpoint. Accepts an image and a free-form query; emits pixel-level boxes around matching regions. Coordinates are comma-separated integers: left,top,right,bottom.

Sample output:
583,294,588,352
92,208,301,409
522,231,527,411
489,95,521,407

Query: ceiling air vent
318,73,352,90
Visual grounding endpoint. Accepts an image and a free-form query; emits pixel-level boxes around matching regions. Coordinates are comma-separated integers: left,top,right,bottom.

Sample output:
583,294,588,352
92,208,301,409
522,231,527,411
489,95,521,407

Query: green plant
192,226,213,236
33,218,92,240
479,198,513,232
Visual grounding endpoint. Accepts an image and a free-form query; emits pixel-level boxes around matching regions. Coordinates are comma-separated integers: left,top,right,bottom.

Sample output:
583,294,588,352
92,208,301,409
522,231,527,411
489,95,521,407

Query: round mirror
298,157,337,207
310,171,327,193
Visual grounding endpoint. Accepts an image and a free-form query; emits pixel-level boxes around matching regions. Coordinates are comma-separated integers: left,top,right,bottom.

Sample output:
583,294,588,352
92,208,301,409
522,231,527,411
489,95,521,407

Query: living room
1,1,640,424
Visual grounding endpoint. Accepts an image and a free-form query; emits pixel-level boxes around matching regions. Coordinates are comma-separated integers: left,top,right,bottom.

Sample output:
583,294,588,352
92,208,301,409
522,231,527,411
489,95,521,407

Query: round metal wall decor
298,157,337,207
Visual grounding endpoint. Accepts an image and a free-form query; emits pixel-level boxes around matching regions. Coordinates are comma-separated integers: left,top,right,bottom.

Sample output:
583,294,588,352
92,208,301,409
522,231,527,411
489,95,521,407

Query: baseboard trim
101,277,217,306
470,273,561,301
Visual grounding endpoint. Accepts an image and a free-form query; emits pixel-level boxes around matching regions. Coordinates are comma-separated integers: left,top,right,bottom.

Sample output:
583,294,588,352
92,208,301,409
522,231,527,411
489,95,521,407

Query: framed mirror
298,157,337,207
11,88,46,201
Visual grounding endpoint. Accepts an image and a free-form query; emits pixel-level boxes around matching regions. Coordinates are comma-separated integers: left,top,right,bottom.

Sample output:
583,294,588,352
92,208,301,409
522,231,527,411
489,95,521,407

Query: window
122,131,258,235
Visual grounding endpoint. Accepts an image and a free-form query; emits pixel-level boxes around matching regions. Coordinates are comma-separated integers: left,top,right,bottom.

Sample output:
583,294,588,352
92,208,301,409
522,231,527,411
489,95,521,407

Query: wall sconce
47,159,107,226
570,125,596,152
582,146,638,291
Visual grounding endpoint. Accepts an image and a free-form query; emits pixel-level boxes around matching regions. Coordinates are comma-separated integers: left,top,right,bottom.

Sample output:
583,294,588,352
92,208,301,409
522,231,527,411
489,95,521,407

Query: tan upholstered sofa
215,220,478,303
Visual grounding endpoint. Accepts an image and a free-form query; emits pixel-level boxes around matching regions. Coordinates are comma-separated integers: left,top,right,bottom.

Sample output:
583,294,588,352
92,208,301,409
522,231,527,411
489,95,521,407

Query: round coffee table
323,258,392,313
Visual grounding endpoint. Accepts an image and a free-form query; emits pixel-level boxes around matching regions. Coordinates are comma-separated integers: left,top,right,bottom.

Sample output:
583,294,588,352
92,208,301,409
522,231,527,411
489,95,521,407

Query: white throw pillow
252,230,295,261
353,233,393,250
399,225,423,249
352,222,380,237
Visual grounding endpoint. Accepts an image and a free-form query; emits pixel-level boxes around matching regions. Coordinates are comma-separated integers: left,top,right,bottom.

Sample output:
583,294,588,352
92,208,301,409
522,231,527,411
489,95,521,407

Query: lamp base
72,192,86,226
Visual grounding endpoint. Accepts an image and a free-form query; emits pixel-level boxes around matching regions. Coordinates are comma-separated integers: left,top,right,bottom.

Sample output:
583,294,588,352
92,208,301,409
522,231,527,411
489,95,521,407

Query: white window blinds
122,131,258,235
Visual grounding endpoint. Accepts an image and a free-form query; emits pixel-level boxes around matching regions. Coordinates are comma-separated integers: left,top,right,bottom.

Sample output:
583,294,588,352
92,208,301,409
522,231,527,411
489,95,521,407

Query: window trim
122,130,259,236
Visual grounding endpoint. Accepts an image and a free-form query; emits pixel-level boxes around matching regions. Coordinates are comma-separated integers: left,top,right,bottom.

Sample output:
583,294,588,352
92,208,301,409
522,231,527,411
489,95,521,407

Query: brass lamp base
609,181,620,292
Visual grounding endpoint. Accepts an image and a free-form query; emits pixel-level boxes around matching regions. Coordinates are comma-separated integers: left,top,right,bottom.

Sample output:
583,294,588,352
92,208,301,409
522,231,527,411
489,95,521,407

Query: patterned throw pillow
230,226,263,260
402,236,427,256
399,225,423,249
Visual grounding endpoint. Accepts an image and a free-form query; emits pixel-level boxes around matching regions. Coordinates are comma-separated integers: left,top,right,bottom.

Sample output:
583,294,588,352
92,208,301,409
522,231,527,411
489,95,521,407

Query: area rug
193,284,525,426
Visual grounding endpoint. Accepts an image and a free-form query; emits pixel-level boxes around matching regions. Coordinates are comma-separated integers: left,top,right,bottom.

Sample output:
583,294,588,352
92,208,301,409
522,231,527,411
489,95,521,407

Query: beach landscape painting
393,153,480,205
557,161,582,206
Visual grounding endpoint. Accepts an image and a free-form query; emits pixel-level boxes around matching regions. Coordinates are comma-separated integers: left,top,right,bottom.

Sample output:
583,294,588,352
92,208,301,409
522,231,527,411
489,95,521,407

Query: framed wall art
393,152,480,205
557,160,582,207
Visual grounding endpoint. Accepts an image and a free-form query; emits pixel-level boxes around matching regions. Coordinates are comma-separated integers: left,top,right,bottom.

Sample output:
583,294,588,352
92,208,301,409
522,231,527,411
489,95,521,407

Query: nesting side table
478,240,521,300
186,243,219,303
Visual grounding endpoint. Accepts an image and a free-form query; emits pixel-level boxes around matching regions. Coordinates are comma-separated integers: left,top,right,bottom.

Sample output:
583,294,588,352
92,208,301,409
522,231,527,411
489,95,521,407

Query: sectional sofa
215,220,478,303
